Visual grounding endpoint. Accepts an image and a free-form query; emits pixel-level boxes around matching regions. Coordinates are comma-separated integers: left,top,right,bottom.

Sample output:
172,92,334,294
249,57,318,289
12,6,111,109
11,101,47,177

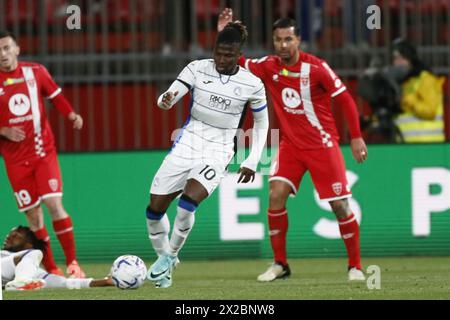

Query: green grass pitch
3,256,450,300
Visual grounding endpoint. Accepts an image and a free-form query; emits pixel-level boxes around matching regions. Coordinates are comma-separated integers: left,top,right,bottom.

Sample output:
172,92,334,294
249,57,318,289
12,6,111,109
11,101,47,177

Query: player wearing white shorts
146,22,269,288
1,226,113,291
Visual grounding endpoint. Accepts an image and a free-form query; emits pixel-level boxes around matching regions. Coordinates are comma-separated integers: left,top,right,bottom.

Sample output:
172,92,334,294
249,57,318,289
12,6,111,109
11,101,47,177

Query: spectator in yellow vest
392,38,446,143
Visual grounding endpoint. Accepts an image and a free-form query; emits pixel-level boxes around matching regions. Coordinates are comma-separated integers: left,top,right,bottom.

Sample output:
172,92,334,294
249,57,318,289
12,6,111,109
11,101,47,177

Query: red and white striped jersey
0,62,63,163
242,51,347,149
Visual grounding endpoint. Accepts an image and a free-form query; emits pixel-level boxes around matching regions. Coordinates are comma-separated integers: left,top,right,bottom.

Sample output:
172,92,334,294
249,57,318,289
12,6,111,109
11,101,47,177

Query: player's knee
25,208,43,229
330,199,350,219
44,199,65,218
269,188,288,209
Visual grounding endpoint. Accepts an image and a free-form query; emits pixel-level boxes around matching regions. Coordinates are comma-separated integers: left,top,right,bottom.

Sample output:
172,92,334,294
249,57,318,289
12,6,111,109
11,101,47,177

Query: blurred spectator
392,38,445,143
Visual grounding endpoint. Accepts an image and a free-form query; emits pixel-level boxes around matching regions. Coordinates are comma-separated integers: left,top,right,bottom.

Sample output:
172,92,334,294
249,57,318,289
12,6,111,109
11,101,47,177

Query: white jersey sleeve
177,60,198,88
249,79,267,111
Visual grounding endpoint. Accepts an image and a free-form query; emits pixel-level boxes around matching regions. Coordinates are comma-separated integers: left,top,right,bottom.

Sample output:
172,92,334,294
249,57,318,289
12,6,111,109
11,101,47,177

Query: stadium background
0,0,449,264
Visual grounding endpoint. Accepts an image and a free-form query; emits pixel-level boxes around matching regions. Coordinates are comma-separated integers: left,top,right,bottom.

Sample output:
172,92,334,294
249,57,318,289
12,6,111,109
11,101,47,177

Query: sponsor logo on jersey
0,87,4,96
332,182,343,195
8,93,31,116
203,80,213,84
233,87,242,97
48,179,59,192
281,88,302,109
9,114,33,125
272,74,279,82
209,94,231,111
3,78,25,87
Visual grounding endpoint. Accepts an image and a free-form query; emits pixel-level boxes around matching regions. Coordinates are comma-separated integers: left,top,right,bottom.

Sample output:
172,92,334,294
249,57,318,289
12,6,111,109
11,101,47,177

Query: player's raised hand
0,126,26,142
238,167,255,183
218,8,233,32
160,91,178,109
68,112,83,130
350,137,368,164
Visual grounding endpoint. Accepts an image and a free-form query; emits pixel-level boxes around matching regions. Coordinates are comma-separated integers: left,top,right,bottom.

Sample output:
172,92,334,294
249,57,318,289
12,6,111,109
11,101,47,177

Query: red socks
338,213,362,270
53,217,76,265
267,208,289,266
34,227,58,272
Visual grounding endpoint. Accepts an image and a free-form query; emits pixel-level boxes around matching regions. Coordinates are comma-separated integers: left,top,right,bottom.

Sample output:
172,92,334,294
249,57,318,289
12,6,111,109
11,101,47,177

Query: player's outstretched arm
90,276,114,287
157,79,189,110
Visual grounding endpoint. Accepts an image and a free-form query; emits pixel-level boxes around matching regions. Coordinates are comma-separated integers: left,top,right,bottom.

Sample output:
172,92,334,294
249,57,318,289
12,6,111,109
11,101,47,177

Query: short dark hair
216,21,248,47
16,225,46,252
0,30,17,43
272,18,300,36
392,38,418,63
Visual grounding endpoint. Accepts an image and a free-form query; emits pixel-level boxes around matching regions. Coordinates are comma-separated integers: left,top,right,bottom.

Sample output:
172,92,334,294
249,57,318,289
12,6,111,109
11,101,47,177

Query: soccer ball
110,255,147,289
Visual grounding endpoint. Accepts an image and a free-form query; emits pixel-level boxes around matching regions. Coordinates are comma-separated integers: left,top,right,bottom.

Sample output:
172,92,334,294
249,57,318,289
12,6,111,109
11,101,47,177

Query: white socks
146,197,197,258
168,199,196,256
146,212,171,256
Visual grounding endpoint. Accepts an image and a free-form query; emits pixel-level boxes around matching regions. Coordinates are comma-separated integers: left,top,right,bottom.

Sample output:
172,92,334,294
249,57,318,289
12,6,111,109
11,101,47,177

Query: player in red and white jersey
218,10,368,282
0,31,85,278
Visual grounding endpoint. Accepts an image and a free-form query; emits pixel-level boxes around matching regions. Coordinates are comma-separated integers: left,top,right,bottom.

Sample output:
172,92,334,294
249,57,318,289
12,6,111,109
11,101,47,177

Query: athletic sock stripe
146,208,165,220
339,215,356,225
54,227,73,235
268,211,287,217
178,198,197,213
268,208,287,214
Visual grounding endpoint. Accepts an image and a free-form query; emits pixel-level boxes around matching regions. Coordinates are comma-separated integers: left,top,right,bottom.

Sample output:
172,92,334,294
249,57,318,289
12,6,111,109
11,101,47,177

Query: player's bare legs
25,206,61,275
42,196,85,278
258,180,292,282
329,198,364,280
25,206,45,230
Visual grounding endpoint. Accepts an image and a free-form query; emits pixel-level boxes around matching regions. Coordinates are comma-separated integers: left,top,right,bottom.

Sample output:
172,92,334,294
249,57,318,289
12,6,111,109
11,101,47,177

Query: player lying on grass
1,226,113,291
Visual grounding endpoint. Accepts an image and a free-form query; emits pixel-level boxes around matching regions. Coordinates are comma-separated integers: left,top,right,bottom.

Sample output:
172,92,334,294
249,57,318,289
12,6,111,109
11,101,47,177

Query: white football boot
348,267,366,281
257,262,291,282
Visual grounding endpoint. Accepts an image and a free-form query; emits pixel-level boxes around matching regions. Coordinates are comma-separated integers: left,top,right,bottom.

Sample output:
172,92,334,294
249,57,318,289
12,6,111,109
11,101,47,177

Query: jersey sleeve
318,61,347,98
38,65,62,99
176,60,198,89
249,79,267,112
241,55,269,80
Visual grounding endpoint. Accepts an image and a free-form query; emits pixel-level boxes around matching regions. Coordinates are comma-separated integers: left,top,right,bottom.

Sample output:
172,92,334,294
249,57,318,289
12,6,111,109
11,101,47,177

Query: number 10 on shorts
199,165,217,181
